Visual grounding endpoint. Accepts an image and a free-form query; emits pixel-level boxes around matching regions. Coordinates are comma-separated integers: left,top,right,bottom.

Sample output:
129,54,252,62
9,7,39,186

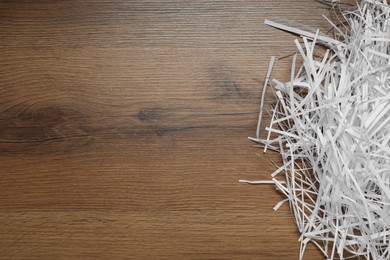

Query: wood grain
0,1,333,259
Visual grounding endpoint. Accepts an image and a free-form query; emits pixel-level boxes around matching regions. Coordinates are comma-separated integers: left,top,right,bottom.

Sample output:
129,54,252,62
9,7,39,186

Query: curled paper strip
243,1,390,259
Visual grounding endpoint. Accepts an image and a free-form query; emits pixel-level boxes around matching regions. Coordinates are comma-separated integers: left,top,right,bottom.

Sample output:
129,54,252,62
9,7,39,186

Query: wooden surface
0,1,331,259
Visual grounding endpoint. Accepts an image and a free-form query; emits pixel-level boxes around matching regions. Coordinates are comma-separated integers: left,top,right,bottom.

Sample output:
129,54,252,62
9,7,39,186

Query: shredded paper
242,1,390,259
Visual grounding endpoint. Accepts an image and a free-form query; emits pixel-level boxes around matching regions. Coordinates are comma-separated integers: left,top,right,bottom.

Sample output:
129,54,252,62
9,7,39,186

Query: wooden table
0,1,329,259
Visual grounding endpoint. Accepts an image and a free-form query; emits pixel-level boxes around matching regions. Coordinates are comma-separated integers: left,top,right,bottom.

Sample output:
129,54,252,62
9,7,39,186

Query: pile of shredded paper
242,0,390,259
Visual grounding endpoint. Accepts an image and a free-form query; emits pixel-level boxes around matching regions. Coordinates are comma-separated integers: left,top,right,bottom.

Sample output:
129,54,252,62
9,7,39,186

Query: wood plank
0,0,332,258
